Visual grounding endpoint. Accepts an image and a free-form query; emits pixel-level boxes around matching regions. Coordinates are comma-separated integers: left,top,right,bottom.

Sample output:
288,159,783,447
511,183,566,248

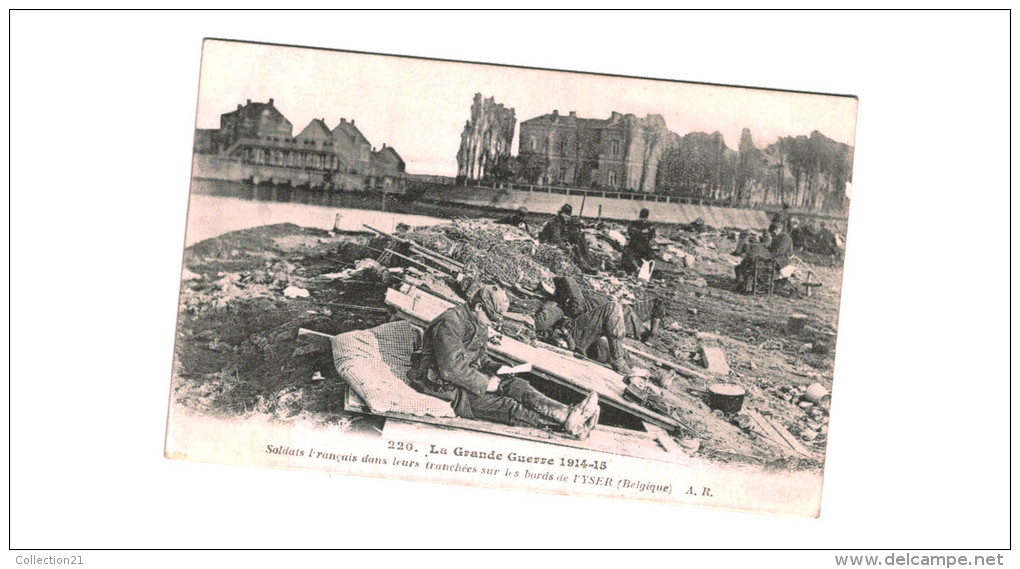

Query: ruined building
456,93,516,181
517,110,676,192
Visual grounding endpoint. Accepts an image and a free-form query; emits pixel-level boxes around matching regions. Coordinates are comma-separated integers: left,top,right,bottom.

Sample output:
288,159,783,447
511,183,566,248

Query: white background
6,9,1013,563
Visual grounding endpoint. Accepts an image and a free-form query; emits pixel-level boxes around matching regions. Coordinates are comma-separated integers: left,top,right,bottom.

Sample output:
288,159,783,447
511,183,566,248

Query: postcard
166,38,857,517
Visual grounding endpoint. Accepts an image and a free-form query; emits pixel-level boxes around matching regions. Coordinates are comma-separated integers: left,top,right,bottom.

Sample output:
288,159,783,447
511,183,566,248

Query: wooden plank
346,389,686,464
321,301,391,314
745,409,811,457
384,286,684,431
623,344,713,383
381,248,457,277
363,224,466,270
744,410,790,452
761,414,812,457
644,422,682,455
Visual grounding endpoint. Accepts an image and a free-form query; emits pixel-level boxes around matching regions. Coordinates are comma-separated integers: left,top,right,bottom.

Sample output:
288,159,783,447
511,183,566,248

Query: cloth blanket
331,320,455,418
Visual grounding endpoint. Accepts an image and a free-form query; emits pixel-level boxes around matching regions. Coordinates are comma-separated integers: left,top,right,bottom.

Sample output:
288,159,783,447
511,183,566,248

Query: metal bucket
804,382,831,407
707,383,747,414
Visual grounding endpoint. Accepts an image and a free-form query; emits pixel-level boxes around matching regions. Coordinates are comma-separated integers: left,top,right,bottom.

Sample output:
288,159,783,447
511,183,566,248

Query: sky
196,40,859,177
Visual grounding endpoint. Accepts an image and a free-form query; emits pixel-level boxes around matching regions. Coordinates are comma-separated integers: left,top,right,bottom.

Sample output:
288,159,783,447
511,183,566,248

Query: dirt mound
187,223,330,259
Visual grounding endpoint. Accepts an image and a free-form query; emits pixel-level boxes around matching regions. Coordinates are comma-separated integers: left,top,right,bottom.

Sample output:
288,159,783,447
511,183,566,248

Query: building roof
220,99,292,129
520,110,642,129
296,118,332,140
371,144,405,173
332,118,370,147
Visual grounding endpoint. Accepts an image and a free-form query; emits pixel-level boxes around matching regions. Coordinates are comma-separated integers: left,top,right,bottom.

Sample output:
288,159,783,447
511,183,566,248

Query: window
611,140,621,156
608,171,617,187
560,139,569,154
529,136,537,151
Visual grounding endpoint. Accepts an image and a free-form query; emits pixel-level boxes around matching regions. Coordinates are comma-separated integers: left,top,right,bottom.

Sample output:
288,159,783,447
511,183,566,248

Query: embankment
421,186,772,230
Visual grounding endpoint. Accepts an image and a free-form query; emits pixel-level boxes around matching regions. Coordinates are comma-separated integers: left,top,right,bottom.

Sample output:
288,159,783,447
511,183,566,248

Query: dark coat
626,219,656,256
540,215,586,247
769,232,794,267
539,216,569,245
497,212,530,234
420,304,499,397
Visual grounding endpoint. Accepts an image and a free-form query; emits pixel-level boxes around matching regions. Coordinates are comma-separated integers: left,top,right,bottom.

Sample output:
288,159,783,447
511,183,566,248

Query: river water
184,183,450,246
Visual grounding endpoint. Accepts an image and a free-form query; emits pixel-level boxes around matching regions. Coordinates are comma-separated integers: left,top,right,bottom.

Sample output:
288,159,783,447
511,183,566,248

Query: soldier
533,276,664,373
734,222,796,294
769,221,795,276
415,284,600,439
538,204,574,246
497,206,531,234
539,204,594,269
621,208,656,274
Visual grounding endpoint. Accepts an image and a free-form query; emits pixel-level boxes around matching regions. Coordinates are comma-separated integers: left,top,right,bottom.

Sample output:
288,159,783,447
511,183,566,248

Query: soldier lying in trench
531,276,665,376
411,283,601,440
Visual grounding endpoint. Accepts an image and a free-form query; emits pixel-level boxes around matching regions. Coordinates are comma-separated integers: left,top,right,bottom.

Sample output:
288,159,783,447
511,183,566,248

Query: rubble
698,345,731,375
407,220,580,289
172,217,842,472
320,258,385,281
283,286,310,299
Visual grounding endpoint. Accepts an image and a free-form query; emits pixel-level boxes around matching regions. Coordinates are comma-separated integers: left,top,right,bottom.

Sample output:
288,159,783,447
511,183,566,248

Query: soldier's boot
520,390,598,439
607,336,634,376
500,379,568,429
562,392,600,440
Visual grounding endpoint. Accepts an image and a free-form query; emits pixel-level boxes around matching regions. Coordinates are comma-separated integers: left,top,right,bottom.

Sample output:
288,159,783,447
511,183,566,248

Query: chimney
351,119,355,125
340,118,346,124
382,143,386,149
268,98,274,106
246,99,251,105
552,110,559,118
237,104,242,110
569,111,576,118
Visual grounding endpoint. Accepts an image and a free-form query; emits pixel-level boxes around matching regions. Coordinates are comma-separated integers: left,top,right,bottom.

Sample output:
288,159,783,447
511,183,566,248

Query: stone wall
423,185,773,230
191,155,367,190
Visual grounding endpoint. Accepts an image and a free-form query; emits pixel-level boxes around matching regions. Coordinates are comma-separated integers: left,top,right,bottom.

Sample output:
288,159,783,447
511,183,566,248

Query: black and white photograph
9,9,1010,561
166,39,857,516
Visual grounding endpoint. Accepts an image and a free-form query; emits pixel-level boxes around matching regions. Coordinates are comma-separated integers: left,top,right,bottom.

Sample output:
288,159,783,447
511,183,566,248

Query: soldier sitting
539,204,595,269
414,284,600,439
621,208,657,274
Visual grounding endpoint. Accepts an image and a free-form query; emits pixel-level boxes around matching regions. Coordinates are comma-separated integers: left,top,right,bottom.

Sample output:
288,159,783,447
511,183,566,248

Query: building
193,99,405,191
219,98,293,144
369,144,407,191
517,110,674,193
456,93,516,181
372,144,406,176
331,118,372,173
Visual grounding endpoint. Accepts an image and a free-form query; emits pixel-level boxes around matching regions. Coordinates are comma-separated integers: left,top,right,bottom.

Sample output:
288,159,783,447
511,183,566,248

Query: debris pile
407,220,580,289
170,215,843,472
764,382,831,443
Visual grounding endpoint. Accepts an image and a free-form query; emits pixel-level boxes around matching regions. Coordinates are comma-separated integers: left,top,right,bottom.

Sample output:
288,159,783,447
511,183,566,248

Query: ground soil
171,217,844,473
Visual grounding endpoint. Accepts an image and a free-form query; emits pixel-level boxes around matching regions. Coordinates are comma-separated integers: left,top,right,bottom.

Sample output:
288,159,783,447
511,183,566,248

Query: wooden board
623,344,713,383
745,408,811,457
345,389,687,464
385,285,685,432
